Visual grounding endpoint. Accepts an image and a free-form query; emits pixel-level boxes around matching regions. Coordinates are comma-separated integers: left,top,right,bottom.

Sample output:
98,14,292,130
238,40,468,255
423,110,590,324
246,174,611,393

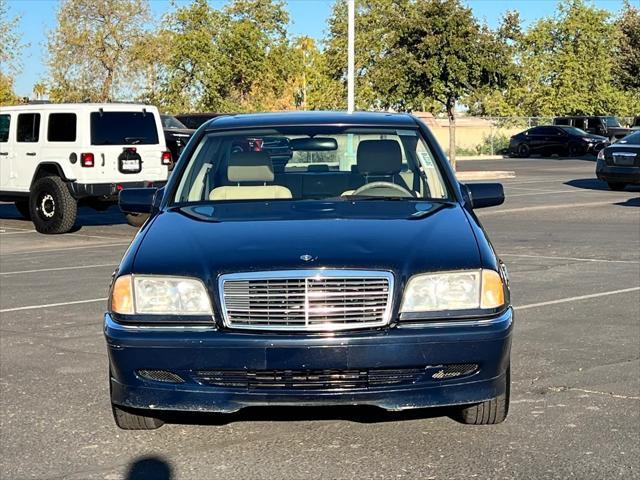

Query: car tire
607,182,627,191
517,144,530,158
568,143,585,157
29,176,77,234
453,367,510,425
14,200,31,220
112,403,164,430
125,213,149,228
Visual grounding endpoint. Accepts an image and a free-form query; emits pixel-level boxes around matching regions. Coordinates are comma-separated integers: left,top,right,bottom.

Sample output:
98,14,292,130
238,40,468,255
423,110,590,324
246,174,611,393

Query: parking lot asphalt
1,156,638,480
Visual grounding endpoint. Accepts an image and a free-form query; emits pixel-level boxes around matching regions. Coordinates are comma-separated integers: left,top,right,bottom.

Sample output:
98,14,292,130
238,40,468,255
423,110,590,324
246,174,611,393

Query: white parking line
0,297,108,313
0,263,117,276
0,242,130,256
481,201,613,215
0,230,38,235
501,253,640,264
507,189,588,198
515,287,640,311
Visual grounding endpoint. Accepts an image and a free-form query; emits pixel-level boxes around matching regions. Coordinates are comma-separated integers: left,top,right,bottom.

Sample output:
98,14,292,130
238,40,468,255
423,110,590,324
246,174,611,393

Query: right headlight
400,269,505,313
110,274,213,316
597,149,605,161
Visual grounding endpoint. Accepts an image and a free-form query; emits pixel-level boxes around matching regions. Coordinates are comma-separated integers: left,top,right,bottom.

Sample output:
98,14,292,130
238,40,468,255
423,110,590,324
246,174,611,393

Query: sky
6,0,629,97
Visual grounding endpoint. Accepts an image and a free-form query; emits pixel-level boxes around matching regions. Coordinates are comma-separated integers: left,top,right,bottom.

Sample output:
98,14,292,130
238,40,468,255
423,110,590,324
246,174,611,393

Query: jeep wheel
452,367,510,425
14,201,31,220
29,176,77,234
568,143,585,157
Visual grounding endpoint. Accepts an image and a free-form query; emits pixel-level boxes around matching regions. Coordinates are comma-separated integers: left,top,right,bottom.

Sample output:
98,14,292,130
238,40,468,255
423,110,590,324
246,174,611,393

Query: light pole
347,0,355,113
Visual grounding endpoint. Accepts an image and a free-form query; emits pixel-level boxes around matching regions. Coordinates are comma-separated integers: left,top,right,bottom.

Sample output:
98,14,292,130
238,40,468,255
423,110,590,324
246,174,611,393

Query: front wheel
453,367,510,425
568,143,585,157
112,403,164,430
125,213,149,228
517,144,530,158
29,176,77,234
607,182,627,191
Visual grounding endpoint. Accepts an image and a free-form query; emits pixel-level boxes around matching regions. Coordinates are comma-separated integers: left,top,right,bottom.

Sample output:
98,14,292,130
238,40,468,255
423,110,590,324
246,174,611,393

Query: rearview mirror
119,188,157,214
290,137,338,151
463,183,505,209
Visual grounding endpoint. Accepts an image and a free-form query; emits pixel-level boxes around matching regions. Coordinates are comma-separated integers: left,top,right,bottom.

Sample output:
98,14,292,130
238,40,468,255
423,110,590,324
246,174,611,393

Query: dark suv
553,116,630,142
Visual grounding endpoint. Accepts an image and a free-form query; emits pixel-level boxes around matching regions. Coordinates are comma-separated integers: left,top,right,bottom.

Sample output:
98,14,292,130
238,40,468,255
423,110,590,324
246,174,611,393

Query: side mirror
463,183,505,209
119,188,157,214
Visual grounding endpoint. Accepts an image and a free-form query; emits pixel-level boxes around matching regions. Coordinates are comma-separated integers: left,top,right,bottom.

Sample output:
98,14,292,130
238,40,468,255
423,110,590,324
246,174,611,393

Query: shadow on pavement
0,203,130,229
564,178,611,191
157,404,454,427
125,455,173,480
615,197,640,207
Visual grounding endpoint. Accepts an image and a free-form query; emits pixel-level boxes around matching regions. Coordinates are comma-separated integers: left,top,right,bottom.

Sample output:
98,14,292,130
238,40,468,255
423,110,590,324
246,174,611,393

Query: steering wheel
352,181,414,198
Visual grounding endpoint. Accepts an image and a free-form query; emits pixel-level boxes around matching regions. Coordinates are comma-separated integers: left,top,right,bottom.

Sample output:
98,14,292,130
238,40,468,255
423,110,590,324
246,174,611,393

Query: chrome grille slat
219,270,394,331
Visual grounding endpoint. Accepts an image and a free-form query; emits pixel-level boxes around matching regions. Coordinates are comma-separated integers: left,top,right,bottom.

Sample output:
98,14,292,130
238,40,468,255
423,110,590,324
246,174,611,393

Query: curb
456,171,516,181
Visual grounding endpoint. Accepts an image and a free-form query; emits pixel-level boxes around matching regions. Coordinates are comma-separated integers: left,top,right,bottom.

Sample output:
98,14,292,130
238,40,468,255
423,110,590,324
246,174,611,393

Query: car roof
0,103,157,112
203,111,419,130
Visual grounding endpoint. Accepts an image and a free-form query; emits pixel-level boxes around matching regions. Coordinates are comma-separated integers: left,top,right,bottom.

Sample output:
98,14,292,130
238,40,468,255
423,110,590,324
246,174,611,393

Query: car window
618,131,640,145
17,113,40,143
0,114,9,142
90,111,159,145
173,127,449,204
587,118,602,130
161,115,187,129
559,126,588,136
604,117,620,128
555,118,569,125
535,127,556,135
47,113,77,142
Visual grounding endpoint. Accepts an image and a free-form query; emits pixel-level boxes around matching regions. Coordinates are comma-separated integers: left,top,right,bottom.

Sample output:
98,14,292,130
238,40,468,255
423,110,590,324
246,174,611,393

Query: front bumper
105,309,513,413
596,161,640,184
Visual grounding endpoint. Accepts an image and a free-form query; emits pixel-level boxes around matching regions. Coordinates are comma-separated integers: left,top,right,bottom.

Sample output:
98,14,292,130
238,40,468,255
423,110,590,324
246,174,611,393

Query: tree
0,0,26,105
32,81,47,100
46,0,151,102
616,1,640,92
383,0,513,167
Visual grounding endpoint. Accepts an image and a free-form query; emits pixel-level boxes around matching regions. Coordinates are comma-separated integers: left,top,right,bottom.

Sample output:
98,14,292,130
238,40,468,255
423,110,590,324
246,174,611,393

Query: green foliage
47,0,151,102
615,1,640,92
0,0,26,104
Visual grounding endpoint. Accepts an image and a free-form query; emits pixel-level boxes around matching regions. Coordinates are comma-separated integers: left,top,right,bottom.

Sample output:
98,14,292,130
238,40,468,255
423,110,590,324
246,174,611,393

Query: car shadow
0,203,130,229
156,404,455,427
565,178,640,194
125,455,173,480
615,197,640,207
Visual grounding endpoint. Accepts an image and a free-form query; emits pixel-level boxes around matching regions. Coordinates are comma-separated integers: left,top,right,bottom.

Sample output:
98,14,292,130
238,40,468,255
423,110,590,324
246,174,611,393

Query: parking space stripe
0,297,107,313
515,287,640,311
0,242,130,255
481,201,613,215
501,253,640,264
0,230,38,235
0,263,117,275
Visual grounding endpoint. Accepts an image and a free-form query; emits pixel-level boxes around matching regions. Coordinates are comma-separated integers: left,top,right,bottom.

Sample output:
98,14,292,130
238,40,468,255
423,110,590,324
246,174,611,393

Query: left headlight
400,269,505,313
110,274,213,315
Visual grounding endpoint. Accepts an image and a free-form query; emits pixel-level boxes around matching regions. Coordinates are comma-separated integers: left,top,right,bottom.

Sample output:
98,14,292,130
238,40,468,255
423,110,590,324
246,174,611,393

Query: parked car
0,103,171,233
596,130,640,190
160,115,195,165
174,112,225,129
509,125,608,157
105,111,512,430
553,116,630,142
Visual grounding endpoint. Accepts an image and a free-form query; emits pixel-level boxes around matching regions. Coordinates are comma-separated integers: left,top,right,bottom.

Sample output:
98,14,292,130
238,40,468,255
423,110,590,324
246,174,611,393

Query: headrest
357,140,402,175
228,151,274,182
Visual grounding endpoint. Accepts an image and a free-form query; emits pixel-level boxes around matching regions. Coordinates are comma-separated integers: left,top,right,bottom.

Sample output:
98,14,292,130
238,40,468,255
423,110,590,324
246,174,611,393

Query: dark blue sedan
105,112,512,429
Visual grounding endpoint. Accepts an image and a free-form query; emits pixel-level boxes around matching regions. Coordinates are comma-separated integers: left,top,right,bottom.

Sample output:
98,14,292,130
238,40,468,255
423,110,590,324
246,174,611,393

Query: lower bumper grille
193,365,478,391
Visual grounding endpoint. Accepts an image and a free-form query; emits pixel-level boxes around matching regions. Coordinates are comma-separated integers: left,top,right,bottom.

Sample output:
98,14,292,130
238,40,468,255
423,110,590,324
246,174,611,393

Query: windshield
559,126,589,136
161,115,187,129
90,111,159,145
173,127,449,205
619,131,640,145
605,117,621,127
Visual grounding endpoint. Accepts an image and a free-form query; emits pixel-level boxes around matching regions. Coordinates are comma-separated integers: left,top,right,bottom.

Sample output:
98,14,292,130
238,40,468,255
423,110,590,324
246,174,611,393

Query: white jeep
0,103,171,233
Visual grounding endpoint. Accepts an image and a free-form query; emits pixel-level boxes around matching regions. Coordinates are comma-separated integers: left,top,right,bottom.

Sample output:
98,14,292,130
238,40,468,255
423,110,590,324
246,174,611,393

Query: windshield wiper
125,136,147,145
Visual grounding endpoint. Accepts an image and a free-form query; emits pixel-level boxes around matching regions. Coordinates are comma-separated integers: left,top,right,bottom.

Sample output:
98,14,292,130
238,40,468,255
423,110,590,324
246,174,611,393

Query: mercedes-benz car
596,130,640,190
104,112,512,430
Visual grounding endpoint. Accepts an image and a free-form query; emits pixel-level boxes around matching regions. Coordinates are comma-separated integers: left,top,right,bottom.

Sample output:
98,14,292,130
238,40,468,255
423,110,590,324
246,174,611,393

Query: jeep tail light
161,151,172,166
80,153,94,167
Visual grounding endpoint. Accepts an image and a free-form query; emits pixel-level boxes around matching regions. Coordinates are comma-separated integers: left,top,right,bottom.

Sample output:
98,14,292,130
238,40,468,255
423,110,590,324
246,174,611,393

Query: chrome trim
218,269,395,332
399,308,513,329
104,314,216,332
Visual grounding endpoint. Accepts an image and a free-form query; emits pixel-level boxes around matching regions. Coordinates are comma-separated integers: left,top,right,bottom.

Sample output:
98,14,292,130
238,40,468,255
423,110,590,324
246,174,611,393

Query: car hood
131,201,482,285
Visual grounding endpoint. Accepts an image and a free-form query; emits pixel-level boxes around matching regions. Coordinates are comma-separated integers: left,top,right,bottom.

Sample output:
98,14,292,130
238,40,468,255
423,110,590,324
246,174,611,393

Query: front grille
219,270,394,331
194,368,425,390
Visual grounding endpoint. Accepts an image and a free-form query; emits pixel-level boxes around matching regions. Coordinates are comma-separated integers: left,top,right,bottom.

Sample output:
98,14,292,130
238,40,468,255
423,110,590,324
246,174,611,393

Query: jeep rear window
17,113,40,143
0,115,9,142
90,111,159,145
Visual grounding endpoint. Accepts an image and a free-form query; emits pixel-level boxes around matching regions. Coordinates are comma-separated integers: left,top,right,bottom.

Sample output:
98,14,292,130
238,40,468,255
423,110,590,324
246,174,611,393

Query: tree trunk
447,99,456,171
